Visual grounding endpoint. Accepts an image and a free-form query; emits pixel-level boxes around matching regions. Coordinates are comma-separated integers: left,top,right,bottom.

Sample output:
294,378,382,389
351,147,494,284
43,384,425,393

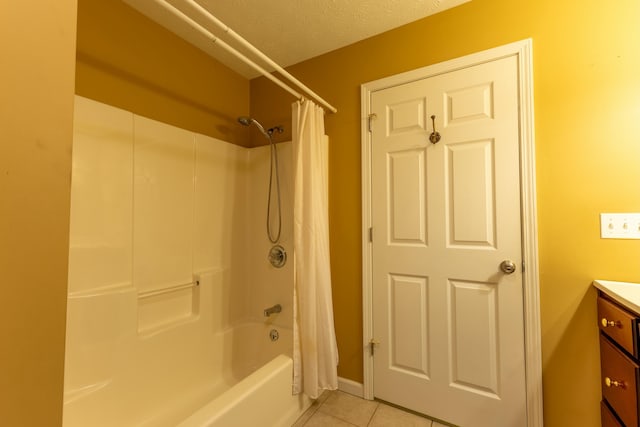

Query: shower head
237,116,269,138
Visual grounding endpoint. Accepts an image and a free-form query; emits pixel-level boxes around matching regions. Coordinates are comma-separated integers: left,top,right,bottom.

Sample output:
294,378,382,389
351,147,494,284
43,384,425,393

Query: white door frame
360,39,542,426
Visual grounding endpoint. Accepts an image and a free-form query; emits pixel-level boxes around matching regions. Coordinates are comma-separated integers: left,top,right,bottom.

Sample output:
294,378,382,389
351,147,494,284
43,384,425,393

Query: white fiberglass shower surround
63,96,311,426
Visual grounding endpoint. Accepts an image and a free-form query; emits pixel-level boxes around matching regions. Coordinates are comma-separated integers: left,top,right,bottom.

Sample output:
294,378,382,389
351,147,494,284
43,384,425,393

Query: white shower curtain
291,99,339,399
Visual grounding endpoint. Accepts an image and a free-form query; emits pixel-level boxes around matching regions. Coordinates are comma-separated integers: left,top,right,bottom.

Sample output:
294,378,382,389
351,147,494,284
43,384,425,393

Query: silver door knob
500,260,516,274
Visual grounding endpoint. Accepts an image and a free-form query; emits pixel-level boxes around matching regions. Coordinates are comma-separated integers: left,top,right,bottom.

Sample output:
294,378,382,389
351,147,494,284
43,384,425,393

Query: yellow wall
0,1,248,423
76,0,251,146
250,1,640,426
0,1,78,425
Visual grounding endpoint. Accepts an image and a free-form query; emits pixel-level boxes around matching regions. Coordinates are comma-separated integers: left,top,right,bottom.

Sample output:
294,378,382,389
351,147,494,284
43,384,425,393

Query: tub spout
264,304,282,317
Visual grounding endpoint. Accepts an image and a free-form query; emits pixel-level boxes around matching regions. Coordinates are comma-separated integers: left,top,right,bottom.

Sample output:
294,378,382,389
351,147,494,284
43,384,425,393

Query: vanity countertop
594,279,640,315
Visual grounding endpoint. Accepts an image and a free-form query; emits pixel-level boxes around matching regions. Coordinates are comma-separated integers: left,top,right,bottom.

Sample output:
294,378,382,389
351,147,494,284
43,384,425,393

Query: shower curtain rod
157,0,338,114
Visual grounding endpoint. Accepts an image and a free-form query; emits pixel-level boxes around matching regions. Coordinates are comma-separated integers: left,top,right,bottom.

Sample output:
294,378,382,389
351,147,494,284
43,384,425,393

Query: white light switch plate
600,213,640,239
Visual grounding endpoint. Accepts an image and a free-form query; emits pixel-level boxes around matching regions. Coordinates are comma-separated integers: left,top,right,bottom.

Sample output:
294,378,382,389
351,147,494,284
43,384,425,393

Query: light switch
600,213,640,239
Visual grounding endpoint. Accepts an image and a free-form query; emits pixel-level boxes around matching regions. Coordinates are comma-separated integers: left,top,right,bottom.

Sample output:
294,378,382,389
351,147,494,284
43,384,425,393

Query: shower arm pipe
182,0,337,114
157,0,304,103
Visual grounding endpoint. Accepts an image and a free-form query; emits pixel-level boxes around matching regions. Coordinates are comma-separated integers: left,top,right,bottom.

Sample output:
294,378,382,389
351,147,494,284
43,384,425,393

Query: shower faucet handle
268,245,287,268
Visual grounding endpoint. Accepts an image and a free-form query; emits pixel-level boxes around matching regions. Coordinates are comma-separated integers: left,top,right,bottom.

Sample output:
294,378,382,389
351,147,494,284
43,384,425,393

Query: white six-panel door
370,55,527,427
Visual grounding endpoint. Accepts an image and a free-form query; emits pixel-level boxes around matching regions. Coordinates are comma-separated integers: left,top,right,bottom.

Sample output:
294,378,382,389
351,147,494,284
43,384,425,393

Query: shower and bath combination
238,116,287,269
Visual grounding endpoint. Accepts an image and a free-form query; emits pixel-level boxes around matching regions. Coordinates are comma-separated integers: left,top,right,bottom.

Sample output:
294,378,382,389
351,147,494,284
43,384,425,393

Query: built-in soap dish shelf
137,276,200,335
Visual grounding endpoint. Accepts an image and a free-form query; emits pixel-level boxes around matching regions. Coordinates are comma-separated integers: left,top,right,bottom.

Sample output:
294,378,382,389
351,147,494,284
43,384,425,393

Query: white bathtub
179,354,311,427
63,272,310,427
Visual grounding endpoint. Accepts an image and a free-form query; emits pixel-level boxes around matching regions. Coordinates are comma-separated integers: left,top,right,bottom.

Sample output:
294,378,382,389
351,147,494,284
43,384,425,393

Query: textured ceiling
124,0,470,78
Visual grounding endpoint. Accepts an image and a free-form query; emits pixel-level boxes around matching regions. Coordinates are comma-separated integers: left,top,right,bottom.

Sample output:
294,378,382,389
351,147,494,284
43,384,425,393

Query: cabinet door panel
600,334,639,427
599,296,637,356
602,401,624,427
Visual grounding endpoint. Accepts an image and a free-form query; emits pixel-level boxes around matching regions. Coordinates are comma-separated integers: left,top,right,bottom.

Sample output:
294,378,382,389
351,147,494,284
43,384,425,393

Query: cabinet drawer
598,296,637,356
602,400,624,427
601,334,639,427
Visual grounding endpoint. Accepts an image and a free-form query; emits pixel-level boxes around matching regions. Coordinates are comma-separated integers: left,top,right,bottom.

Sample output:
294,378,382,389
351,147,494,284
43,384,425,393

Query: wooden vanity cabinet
598,293,640,427
603,401,625,427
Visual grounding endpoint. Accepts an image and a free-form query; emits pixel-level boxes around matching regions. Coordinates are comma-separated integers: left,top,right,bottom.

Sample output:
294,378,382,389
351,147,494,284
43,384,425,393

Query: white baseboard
338,377,364,398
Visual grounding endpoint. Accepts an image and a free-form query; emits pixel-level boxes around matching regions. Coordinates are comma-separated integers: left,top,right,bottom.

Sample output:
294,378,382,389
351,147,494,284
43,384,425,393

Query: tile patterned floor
292,390,451,427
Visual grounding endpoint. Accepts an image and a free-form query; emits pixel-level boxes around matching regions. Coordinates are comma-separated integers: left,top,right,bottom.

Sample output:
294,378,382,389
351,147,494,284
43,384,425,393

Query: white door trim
360,39,543,426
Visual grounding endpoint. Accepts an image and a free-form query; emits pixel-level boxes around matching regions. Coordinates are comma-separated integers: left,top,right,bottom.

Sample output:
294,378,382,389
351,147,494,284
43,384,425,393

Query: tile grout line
297,391,329,426
299,402,320,426
317,390,379,427
296,390,440,427
357,396,379,427
317,404,370,426
366,403,381,426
